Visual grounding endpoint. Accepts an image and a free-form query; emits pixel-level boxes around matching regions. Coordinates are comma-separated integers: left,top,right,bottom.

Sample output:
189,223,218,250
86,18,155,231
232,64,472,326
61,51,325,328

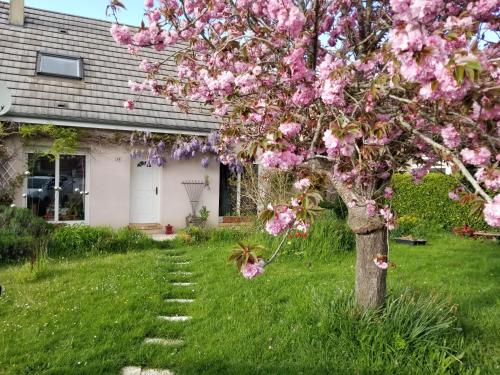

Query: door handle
156,187,158,195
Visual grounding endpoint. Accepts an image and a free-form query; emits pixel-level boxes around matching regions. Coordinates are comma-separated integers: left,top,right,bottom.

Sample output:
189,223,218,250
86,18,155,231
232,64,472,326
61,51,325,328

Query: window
36,53,83,79
26,153,88,222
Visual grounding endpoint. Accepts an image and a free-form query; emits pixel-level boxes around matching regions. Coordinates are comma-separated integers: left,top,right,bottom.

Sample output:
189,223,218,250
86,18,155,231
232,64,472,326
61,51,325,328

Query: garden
0,173,499,374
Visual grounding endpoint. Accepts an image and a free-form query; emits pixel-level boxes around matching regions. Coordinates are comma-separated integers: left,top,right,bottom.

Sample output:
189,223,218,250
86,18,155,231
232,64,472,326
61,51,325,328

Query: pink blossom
123,99,135,110
448,190,460,201
460,147,492,166
260,150,304,170
374,259,389,269
144,0,154,8
320,79,346,106
294,220,309,233
484,195,500,227
284,48,309,81
323,129,340,153
441,125,460,148
234,73,257,94
128,80,144,93
291,198,300,207
292,85,315,106
294,178,310,191
110,24,132,45
384,187,394,200
475,168,500,191
279,122,302,138
347,200,357,208
139,59,157,73
265,206,296,236
380,206,396,230
241,261,264,279
366,200,377,217
133,30,151,46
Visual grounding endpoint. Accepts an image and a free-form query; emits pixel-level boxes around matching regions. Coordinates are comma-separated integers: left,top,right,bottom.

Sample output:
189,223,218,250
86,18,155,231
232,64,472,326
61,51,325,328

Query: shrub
0,235,34,263
0,206,52,264
392,173,488,230
176,226,208,244
49,225,153,257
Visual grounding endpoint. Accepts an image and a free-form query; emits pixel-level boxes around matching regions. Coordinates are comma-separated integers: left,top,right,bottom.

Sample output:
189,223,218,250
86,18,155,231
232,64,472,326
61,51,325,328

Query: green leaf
454,66,465,84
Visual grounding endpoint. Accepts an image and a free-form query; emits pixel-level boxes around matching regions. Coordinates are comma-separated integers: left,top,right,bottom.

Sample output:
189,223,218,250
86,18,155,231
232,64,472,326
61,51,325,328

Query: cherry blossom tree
111,0,499,308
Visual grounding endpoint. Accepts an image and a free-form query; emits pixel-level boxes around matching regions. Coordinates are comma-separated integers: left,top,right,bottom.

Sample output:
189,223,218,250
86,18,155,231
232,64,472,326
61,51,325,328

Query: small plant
199,205,210,223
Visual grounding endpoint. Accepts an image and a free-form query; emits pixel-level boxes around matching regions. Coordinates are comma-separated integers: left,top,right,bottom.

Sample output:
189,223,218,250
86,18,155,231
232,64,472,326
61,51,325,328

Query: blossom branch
264,228,291,266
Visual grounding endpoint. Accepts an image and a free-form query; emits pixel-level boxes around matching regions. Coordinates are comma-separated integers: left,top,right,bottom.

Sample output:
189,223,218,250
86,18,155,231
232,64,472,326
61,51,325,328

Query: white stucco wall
160,156,220,230
88,144,131,228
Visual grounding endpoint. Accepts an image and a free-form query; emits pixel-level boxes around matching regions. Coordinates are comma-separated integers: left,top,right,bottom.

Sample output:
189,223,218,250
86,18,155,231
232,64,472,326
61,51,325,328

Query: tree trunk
330,180,389,309
354,227,388,309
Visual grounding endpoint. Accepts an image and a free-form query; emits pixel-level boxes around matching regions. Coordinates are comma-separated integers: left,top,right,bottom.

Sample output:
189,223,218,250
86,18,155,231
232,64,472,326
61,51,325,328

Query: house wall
88,144,131,228
160,157,220,229
8,134,220,230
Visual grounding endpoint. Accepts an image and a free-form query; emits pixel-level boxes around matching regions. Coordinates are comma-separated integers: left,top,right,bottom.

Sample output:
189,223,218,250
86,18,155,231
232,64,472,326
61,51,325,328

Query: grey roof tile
0,3,219,133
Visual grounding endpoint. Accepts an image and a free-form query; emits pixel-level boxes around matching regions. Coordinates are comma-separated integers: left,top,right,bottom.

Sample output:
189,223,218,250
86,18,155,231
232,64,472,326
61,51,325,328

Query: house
0,0,230,230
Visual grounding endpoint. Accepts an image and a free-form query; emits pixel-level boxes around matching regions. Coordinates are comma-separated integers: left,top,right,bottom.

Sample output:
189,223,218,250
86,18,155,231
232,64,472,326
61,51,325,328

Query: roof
0,3,218,134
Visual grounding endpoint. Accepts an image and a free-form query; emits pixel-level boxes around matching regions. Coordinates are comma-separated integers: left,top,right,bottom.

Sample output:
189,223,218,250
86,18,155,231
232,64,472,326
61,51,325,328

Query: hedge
391,173,487,230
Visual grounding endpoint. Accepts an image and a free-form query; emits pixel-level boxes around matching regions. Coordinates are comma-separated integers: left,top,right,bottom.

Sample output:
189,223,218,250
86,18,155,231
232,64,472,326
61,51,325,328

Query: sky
1,0,144,25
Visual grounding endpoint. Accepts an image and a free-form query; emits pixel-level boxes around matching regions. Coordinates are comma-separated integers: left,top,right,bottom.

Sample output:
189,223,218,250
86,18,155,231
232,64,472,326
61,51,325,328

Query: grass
0,234,498,374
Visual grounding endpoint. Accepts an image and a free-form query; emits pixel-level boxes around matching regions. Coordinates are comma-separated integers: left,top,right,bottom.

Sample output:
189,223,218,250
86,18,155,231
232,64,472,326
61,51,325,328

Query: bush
392,173,488,230
176,226,212,244
0,235,35,263
49,225,153,257
389,215,442,239
0,206,53,263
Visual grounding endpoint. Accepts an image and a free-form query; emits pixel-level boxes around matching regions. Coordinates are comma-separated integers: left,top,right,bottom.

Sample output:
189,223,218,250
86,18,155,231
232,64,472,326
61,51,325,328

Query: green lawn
0,235,498,374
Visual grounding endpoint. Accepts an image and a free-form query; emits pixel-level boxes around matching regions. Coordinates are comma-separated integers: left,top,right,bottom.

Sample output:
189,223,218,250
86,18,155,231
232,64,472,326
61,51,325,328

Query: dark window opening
36,53,83,79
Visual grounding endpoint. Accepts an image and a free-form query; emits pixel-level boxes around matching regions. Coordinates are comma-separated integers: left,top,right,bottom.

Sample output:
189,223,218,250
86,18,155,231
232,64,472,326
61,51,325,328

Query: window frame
36,52,84,80
23,150,90,225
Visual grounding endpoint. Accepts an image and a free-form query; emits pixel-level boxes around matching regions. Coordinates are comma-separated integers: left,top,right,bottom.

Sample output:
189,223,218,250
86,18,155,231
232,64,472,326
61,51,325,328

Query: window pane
39,55,81,78
27,154,56,220
59,155,86,221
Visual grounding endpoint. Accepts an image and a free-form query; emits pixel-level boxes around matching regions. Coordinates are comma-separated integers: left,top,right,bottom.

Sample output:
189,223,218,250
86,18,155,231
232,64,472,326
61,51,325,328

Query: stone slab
144,337,184,346
158,315,192,322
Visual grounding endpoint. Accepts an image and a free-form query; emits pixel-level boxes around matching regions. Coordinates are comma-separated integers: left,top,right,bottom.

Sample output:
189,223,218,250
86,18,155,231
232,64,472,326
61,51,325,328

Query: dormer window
36,53,83,79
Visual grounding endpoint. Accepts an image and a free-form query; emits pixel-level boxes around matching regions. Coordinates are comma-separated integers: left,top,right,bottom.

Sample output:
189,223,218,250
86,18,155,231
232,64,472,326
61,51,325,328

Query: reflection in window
27,154,56,220
59,155,86,221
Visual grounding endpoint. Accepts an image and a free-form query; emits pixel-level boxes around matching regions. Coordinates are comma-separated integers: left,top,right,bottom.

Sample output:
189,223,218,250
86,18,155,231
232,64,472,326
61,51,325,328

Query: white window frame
23,149,90,225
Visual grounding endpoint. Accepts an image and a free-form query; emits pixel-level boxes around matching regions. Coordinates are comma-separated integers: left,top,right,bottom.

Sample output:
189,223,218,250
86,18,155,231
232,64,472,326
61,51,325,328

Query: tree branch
398,118,492,203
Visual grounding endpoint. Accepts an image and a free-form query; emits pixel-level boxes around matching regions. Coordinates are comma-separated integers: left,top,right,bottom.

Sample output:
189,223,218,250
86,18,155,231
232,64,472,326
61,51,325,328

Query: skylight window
36,53,83,79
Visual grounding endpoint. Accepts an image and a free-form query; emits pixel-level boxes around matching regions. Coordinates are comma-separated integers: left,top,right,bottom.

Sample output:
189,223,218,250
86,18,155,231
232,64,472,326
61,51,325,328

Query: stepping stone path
122,366,174,375
143,338,184,346
122,251,197,374
165,299,194,303
158,315,192,322
171,282,196,286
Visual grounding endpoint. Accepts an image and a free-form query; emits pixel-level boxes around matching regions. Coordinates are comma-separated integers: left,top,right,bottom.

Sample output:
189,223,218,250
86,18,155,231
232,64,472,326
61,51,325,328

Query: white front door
130,160,160,223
